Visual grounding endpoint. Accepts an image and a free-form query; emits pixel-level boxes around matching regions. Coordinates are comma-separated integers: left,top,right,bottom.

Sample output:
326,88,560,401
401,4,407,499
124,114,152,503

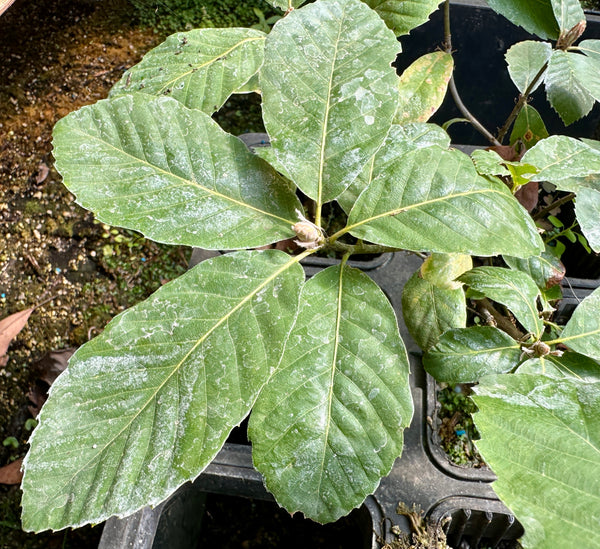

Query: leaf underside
249,264,413,523
21,251,305,532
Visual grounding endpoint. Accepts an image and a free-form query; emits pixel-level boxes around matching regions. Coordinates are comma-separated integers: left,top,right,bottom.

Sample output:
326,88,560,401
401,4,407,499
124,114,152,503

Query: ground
0,1,188,546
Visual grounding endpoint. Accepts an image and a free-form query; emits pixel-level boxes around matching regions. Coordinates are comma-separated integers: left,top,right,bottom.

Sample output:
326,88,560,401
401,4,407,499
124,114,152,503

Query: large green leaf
423,326,521,383
21,250,305,531
346,146,543,257
458,266,543,337
337,123,450,213
522,135,600,185
544,50,595,125
110,28,266,114
485,0,559,40
575,186,600,252
361,0,442,36
394,52,453,124
560,286,600,360
261,0,400,204
505,40,552,94
473,373,600,549
249,264,413,523
53,94,301,249
402,270,466,350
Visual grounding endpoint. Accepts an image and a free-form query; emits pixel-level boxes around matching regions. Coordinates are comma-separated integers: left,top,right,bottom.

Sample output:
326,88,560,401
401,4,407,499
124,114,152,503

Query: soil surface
0,1,189,547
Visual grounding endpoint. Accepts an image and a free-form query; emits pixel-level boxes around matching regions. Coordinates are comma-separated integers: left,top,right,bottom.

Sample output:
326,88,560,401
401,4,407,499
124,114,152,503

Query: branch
443,0,501,147
496,61,550,144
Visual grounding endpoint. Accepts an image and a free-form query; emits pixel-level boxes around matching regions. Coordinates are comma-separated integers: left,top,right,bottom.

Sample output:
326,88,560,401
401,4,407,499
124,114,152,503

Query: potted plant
20,0,600,547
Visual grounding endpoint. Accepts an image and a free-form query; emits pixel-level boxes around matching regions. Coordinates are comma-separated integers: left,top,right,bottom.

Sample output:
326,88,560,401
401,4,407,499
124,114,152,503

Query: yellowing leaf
395,52,453,124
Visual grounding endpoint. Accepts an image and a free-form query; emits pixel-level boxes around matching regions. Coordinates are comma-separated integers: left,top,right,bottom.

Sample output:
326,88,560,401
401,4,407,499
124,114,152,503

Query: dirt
0,1,192,546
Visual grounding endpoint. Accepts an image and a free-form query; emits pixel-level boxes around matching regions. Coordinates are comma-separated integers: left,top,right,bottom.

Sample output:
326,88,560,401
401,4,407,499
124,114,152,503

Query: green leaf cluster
21,1,600,547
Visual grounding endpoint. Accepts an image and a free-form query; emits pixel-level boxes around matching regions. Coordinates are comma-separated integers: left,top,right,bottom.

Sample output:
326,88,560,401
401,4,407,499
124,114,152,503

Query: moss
437,384,484,467
129,0,279,34
583,0,600,10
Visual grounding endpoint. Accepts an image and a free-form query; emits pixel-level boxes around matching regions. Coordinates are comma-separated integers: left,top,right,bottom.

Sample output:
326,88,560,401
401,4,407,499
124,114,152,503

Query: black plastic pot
395,0,600,146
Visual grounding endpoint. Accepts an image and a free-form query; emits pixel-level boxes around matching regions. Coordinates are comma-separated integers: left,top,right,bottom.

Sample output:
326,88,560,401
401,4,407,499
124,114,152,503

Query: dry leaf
0,457,23,485
0,0,16,17
35,162,49,184
0,308,33,364
515,181,539,213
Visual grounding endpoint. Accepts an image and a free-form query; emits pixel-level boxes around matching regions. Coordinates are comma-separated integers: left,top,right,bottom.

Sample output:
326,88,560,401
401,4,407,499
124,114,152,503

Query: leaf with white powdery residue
575,186,600,252
110,28,266,114
505,41,552,94
522,135,600,185
249,264,413,523
265,0,307,10
337,123,450,214
473,373,600,549
347,146,543,258
560,286,600,360
52,94,301,250
21,250,305,532
550,0,585,33
544,50,595,125
261,0,400,203
458,266,543,338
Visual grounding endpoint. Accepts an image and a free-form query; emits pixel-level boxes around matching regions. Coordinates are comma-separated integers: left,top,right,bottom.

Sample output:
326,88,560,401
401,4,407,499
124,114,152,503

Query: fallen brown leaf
0,308,33,365
0,0,16,17
0,457,23,485
35,162,49,184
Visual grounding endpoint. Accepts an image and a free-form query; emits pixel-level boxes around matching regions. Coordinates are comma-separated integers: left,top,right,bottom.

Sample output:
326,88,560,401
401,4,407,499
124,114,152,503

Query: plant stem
496,61,550,144
325,239,403,256
477,298,524,340
443,0,501,147
533,192,576,220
